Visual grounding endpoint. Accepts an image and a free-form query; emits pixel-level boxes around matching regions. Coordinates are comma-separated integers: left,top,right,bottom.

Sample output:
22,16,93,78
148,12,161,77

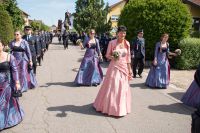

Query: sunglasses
15,34,20,36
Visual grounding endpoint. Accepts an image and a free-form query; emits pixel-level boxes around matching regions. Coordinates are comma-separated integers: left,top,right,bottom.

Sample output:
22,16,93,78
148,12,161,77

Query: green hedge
0,5,14,45
118,0,192,60
175,38,200,69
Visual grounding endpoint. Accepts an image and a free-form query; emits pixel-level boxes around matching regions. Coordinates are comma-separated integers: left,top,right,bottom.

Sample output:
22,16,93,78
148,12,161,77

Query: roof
183,0,200,8
109,0,129,9
20,9,30,17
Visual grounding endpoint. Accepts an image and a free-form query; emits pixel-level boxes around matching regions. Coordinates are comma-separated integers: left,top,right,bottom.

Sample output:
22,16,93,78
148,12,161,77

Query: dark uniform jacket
23,35,37,57
131,37,145,58
35,35,42,56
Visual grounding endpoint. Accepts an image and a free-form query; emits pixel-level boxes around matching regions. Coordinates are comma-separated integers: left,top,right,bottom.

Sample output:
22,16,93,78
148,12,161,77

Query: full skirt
181,80,200,108
93,66,131,116
0,80,24,131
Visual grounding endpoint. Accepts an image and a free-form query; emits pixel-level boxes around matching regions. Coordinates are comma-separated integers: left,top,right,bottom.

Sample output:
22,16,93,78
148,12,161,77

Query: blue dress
10,39,37,92
181,66,200,108
0,55,24,131
145,42,170,89
74,38,103,86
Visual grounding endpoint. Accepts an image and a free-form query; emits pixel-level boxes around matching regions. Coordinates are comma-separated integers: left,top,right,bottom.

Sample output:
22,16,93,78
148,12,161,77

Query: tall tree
74,0,111,34
30,20,50,31
0,4,14,45
2,0,24,30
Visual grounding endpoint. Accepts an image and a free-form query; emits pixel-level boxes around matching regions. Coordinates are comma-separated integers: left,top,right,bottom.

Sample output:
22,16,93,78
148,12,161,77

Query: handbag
28,64,33,73
12,90,22,97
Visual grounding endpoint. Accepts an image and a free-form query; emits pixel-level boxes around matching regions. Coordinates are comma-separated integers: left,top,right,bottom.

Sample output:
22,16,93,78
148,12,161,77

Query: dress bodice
0,61,10,73
87,43,96,49
12,46,25,52
158,47,168,53
116,48,128,58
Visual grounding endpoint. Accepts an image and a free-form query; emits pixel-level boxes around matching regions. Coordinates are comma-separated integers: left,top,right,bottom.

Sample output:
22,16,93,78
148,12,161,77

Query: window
193,17,200,31
111,15,119,22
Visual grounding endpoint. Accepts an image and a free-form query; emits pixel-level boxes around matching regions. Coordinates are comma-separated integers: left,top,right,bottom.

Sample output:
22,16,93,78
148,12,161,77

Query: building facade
107,0,128,32
183,0,200,31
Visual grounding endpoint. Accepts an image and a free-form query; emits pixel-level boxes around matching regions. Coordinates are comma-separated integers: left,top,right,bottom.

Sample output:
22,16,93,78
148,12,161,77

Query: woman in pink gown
93,26,133,117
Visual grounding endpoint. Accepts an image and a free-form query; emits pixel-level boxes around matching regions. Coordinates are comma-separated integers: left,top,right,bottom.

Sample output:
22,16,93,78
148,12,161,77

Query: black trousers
63,39,68,49
37,56,42,66
132,57,144,76
32,56,37,74
46,43,49,50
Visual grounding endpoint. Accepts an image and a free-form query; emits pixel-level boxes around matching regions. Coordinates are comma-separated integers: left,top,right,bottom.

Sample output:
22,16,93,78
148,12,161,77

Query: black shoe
92,83,98,87
138,74,142,78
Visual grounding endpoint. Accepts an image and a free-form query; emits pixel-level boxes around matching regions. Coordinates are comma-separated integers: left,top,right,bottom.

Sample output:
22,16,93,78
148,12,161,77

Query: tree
40,23,50,31
30,20,50,31
0,5,14,45
74,0,111,34
30,21,41,31
2,0,24,30
118,0,192,60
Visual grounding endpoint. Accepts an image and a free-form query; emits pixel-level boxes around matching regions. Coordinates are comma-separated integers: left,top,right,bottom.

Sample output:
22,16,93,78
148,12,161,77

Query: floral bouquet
3,45,11,53
76,39,82,46
112,50,120,60
174,49,181,56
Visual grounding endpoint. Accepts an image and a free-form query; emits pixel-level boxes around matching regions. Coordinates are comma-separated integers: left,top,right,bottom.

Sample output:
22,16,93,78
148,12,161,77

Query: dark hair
117,25,127,32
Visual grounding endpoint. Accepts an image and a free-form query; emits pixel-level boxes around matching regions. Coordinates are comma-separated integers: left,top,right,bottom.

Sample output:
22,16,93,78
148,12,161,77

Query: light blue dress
145,42,170,89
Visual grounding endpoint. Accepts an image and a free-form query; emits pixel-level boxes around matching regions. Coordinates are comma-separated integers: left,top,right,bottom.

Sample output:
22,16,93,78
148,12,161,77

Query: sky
17,0,120,26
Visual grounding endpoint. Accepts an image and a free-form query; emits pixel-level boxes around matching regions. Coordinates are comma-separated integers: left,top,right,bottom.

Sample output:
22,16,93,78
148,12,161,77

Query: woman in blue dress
181,65,200,108
0,39,24,131
145,33,177,89
9,30,36,92
74,29,103,86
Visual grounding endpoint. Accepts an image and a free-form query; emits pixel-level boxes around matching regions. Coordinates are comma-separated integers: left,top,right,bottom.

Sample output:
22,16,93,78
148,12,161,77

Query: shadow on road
40,82,77,88
130,83,148,89
47,103,105,117
148,103,193,115
77,58,82,62
168,92,185,101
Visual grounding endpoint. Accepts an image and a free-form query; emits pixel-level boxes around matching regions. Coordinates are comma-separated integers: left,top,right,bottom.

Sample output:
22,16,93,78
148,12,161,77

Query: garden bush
118,0,192,60
174,38,200,70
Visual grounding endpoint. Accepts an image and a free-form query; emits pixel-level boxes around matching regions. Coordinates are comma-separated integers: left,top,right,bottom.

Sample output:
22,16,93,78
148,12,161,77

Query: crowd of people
74,25,199,117
0,25,199,131
0,25,52,131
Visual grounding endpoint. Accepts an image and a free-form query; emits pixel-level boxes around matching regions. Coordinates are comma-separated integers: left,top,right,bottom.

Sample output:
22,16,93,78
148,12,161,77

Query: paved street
3,39,195,133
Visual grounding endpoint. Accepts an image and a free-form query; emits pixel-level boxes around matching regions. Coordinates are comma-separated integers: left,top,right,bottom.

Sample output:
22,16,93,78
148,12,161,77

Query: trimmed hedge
118,0,192,60
0,5,14,45
175,38,200,69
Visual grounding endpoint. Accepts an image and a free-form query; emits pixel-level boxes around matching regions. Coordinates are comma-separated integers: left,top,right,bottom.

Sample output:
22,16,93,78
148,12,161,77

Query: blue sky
17,0,120,26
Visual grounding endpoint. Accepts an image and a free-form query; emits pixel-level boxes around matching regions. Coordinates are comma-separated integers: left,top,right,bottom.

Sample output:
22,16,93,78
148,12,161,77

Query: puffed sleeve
83,36,89,48
24,40,32,61
10,54,19,82
106,40,113,60
167,43,170,53
154,42,159,60
126,41,131,63
95,39,101,56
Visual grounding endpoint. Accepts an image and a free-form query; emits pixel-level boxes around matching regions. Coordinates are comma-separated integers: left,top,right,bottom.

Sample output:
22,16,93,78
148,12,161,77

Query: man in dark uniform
44,31,50,51
35,30,43,66
23,26,38,74
62,30,69,49
39,30,46,61
131,30,145,78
